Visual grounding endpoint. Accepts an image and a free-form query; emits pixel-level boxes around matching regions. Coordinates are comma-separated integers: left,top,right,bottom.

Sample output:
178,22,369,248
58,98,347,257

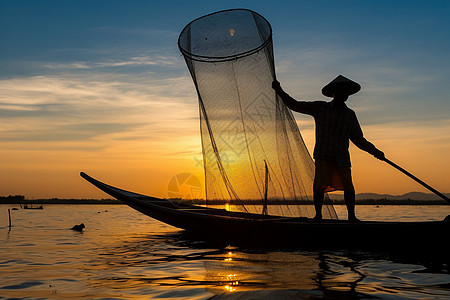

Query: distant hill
328,192,450,201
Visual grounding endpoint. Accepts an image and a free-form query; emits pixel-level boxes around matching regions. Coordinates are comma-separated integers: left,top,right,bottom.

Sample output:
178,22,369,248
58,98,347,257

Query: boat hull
80,172,449,259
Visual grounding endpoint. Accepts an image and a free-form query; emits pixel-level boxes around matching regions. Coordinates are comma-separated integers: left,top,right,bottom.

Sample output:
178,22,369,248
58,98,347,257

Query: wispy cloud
39,54,181,71
0,73,198,148
96,55,179,67
43,62,92,70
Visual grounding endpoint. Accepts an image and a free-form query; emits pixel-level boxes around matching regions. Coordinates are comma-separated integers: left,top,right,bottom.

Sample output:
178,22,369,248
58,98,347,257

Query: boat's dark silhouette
80,172,449,264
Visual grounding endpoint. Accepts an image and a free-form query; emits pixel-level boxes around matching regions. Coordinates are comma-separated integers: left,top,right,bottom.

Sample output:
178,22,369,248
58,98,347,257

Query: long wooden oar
383,157,450,203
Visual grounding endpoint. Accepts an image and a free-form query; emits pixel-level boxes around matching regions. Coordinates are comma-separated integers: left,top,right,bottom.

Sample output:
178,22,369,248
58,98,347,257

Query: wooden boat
22,204,44,209
80,172,449,258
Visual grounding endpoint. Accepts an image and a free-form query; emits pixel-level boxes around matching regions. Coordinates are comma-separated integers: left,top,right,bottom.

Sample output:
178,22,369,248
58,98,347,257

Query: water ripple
1,204,449,299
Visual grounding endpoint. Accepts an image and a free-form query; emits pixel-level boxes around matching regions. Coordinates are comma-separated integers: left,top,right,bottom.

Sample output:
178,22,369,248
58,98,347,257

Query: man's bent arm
350,117,385,160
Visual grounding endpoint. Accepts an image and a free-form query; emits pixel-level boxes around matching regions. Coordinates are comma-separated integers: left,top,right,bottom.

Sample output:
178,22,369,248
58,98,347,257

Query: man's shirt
282,100,377,167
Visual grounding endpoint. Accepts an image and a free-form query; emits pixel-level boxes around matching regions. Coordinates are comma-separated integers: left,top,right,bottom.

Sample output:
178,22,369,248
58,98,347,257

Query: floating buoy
71,223,85,231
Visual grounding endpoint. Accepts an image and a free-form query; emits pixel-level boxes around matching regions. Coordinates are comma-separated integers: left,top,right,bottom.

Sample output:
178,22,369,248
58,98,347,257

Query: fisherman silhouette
272,75,385,222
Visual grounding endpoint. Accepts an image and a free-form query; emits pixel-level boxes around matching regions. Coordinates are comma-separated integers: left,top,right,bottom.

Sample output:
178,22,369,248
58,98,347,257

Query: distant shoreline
0,198,448,205
0,198,121,205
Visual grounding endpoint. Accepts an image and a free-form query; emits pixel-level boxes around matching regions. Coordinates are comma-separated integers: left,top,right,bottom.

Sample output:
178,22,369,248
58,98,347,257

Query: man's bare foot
348,216,361,223
311,215,323,222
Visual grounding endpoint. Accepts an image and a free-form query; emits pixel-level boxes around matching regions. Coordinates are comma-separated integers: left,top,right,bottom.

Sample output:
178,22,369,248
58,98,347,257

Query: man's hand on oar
373,149,385,160
370,148,385,160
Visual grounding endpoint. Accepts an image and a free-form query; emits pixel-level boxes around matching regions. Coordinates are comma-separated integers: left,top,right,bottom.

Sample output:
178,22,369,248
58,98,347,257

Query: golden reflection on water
85,229,332,296
201,250,322,294
224,251,233,262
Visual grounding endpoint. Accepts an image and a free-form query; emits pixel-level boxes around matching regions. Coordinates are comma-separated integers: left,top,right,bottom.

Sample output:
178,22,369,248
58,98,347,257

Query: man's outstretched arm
272,80,319,115
272,80,299,111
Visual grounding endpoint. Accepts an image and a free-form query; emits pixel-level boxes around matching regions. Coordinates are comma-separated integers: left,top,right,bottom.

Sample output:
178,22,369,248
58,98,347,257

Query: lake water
1,204,449,299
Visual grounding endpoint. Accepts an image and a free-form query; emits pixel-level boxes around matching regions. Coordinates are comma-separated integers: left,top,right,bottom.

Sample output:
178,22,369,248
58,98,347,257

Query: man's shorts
313,159,354,192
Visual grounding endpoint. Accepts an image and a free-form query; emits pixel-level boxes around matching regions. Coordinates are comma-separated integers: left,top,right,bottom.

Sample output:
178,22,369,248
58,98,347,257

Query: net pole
262,160,269,215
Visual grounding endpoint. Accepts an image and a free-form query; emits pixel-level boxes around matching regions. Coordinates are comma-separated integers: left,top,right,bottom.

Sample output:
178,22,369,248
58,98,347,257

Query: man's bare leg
344,189,359,222
313,189,324,220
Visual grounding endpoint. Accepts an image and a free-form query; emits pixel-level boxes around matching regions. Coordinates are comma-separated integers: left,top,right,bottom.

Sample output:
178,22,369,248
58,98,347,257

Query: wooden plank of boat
80,172,449,254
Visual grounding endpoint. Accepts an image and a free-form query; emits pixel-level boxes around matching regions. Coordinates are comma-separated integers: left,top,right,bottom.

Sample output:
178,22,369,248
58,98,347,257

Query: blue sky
1,1,449,198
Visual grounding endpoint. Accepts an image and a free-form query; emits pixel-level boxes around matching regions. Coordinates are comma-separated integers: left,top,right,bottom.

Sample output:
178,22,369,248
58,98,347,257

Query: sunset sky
1,1,449,199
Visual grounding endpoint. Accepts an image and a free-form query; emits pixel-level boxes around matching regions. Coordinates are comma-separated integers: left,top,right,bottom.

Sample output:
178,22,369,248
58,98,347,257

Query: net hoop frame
178,8,273,63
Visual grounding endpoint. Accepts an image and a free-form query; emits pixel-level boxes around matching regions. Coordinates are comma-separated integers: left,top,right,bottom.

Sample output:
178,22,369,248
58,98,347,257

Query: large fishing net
179,9,337,218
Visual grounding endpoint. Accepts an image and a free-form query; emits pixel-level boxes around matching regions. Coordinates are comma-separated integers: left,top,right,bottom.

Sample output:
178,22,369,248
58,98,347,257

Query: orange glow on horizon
1,118,449,199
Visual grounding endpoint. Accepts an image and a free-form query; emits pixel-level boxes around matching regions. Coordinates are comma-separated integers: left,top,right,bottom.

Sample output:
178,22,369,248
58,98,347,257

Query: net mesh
179,9,337,218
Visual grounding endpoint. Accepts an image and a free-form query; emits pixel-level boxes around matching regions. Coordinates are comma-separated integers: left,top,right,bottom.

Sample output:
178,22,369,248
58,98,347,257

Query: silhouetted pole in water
383,157,450,203
8,209,12,228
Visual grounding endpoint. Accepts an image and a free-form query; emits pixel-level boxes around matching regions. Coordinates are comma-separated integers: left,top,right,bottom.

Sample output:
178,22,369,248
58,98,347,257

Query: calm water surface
1,204,449,299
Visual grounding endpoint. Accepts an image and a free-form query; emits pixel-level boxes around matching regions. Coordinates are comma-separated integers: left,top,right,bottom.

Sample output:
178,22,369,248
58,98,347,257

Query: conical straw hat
322,75,361,97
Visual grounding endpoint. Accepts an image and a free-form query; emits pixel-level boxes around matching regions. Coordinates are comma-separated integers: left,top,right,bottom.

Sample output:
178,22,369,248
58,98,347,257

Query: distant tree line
0,196,120,204
0,195,25,202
